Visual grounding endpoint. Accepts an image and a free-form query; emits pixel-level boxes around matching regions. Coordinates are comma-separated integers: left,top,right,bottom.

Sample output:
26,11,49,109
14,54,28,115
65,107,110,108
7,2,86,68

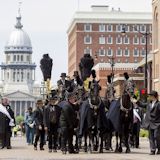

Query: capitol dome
4,11,32,53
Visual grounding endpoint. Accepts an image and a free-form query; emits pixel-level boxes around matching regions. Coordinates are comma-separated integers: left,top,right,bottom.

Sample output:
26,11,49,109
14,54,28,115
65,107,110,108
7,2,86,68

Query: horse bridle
120,96,132,117
88,97,101,115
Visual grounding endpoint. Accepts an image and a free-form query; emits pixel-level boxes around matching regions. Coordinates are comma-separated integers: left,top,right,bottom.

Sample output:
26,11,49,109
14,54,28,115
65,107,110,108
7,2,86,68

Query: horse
79,80,107,153
107,80,134,153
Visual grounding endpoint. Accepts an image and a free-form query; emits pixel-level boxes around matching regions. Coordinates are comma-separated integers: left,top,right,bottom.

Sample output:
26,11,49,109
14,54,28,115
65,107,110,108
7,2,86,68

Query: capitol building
0,9,41,116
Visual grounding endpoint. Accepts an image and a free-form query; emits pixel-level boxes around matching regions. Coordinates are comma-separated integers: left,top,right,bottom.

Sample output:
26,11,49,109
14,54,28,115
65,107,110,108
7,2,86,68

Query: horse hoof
115,148,119,153
126,148,131,153
99,149,103,153
84,147,87,153
118,147,123,153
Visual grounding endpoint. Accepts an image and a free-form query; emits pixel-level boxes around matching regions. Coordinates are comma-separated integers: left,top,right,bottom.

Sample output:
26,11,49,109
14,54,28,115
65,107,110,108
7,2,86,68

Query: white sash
0,104,15,126
133,108,141,122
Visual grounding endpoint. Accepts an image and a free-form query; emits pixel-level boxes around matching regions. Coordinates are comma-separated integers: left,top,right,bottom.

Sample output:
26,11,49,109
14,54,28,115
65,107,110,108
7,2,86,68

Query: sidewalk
0,136,159,160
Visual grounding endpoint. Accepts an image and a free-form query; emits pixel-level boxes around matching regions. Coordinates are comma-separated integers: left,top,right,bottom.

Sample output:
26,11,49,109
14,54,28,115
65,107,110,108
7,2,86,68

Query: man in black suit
137,90,160,155
44,96,61,152
59,91,78,154
34,100,45,151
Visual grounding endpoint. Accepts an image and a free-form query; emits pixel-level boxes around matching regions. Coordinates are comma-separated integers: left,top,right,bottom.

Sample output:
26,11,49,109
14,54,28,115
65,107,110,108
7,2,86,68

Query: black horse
79,80,107,153
107,86,134,153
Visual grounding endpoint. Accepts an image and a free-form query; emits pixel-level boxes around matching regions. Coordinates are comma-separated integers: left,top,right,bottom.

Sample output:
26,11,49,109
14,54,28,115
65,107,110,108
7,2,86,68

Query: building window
27,55,30,62
116,48,122,57
99,36,105,44
133,25,139,32
107,35,113,44
13,71,16,82
107,48,113,56
84,35,92,44
84,24,92,32
7,55,10,61
133,48,139,57
99,48,105,56
21,55,23,61
27,73,30,80
125,58,129,63
124,35,129,44
107,24,113,32
133,35,139,44
17,71,20,82
141,48,145,57
124,48,130,57
84,47,92,55
140,25,146,32
21,71,23,82
124,25,130,32
134,58,138,63
99,24,105,32
116,35,122,44
141,36,146,44
17,55,20,61
116,24,122,32
14,55,16,61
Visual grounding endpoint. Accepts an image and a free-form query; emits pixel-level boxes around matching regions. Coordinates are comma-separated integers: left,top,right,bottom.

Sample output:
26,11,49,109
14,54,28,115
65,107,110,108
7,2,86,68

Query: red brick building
67,6,152,96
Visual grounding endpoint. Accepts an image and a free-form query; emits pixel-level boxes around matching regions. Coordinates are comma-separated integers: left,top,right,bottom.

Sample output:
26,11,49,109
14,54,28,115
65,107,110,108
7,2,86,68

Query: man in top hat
44,96,61,152
71,71,83,87
57,73,72,100
59,91,78,154
137,90,160,155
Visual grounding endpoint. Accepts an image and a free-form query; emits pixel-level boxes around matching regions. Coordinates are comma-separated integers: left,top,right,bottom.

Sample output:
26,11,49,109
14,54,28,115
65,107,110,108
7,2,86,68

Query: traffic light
140,88,147,102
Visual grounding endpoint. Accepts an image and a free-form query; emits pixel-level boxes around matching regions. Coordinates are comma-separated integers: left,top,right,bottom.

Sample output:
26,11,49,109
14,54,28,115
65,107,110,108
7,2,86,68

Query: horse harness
120,97,132,117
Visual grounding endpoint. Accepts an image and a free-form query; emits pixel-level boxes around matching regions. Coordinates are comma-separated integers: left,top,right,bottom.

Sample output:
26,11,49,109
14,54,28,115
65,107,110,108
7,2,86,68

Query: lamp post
94,53,115,84
122,25,151,95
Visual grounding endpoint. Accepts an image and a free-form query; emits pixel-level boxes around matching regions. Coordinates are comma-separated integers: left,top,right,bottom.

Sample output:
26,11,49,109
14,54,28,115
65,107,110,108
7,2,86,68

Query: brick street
0,136,159,160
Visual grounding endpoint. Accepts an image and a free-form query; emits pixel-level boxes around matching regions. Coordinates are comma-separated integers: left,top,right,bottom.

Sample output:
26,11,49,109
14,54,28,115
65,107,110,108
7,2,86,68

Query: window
125,58,129,63
13,71,16,82
84,35,92,44
124,35,129,44
21,55,23,61
140,25,146,32
133,35,139,44
116,24,122,32
99,24,105,32
134,58,138,63
107,48,113,56
116,35,122,44
27,55,30,62
21,71,23,82
17,55,20,61
107,35,113,44
107,24,112,32
7,55,10,61
14,55,16,61
141,48,145,57
124,48,130,57
124,26,130,32
116,48,122,57
141,36,146,44
27,73,30,80
84,47,92,55
84,24,92,32
17,71,20,82
99,48,105,56
133,48,139,57
133,25,139,32
99,36,105,44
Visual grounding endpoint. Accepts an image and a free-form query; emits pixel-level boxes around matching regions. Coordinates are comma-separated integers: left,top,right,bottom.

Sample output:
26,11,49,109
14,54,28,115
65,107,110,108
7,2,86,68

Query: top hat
60,73,66,77
73,71,79,77
91,70,96,78
148,90,158,98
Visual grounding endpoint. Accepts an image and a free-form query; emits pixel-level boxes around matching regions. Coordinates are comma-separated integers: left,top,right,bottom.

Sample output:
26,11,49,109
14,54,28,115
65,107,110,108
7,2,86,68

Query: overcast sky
0,0,152,85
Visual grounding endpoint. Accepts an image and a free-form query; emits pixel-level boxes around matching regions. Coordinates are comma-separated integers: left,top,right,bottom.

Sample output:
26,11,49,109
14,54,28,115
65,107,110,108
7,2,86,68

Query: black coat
137,100,160,130
57,79,71,90
34,107,44,128
43,104,61,130
79,99,108,136
59,101,77,129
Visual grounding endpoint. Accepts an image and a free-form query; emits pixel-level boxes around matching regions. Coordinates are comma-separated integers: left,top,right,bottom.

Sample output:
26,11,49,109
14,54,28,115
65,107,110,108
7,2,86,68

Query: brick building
152,0,160,92
67,6,152,96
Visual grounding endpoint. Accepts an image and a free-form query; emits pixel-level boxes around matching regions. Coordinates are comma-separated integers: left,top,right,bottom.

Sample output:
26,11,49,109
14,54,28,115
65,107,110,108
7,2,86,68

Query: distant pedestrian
24,107,34,145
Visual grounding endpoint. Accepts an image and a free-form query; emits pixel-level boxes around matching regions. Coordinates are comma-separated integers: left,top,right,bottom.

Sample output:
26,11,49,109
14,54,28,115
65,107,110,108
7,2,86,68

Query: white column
20,101,22,116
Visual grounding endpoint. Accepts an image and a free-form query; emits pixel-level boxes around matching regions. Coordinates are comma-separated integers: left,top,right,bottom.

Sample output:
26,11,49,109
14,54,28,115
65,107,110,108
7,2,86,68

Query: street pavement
0,136,159,160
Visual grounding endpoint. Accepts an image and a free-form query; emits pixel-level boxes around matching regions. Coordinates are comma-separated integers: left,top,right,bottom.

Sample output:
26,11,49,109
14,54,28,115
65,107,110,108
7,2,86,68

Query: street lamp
122,24,151,95
94,53,115,84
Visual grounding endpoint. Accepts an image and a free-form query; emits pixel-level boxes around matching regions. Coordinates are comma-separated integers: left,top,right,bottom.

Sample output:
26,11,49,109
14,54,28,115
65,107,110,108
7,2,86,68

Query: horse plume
79,54,94,81
40,54,53,81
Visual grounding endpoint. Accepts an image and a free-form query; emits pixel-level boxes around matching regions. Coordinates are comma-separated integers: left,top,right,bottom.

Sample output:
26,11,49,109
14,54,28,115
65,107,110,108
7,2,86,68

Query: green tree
16,115,24,125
